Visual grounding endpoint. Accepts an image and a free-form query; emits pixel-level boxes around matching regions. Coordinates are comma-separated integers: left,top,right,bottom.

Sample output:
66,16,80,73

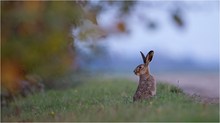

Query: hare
133,50,156,102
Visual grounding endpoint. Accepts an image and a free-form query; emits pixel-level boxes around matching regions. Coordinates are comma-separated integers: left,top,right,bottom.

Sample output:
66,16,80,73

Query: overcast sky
97,1,219,65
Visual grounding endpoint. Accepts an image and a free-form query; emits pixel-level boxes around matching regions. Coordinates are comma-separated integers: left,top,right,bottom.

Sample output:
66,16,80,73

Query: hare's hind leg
133,92,141,102
133,95,137,102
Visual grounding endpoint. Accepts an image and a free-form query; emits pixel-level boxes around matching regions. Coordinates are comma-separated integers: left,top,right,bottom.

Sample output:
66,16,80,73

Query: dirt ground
155,72,219,103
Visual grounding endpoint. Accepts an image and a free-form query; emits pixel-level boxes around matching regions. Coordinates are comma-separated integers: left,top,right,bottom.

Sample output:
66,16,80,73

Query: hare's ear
140,51,146,64
145,50,154,63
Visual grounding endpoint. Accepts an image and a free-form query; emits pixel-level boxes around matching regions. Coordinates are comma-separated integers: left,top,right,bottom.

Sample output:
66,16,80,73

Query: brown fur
133,50,156,102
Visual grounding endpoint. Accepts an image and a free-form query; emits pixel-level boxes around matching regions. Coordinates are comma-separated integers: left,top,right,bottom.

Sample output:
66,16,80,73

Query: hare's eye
139,66,142,69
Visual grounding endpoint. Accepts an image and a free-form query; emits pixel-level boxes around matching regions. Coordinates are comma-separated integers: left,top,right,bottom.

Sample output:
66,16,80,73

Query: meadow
1,77,219,122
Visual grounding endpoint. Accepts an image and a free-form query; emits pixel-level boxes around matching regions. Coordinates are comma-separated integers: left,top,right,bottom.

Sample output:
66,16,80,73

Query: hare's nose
133,70,136,73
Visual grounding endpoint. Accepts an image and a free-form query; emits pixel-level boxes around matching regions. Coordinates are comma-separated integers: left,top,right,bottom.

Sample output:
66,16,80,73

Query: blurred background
74,1,219,73
1,1,219,101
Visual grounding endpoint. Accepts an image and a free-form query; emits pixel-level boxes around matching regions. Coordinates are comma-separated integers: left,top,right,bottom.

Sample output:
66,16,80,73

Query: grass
1,77,219,122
